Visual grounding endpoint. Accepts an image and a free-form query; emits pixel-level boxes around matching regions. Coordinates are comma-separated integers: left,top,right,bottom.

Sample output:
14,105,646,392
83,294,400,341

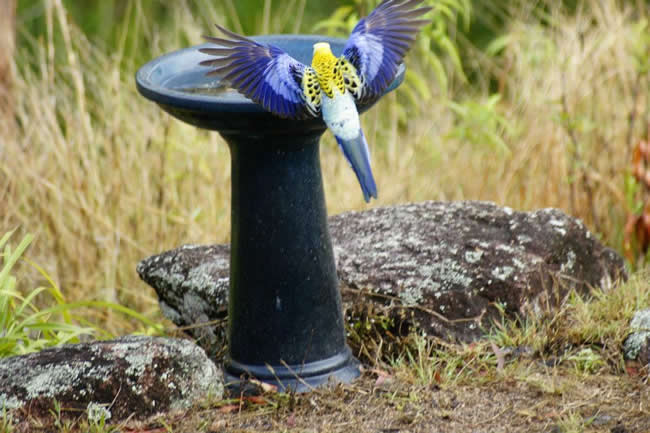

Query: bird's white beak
313,42,331,55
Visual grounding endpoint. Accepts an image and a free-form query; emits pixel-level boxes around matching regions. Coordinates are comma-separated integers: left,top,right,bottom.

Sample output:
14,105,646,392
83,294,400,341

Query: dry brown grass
1,1,649,330
94,274,649,432
425,1,649,237
492,1,649,239
3,2,650,432
170,372,648,433
18,371,650,432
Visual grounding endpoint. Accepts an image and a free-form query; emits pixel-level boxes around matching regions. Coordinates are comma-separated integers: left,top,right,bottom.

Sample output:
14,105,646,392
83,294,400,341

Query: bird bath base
136,35,404,392
225,348,360,393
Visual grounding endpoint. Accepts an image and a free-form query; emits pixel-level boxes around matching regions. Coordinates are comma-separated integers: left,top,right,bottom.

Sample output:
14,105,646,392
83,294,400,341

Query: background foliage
2,0,650,338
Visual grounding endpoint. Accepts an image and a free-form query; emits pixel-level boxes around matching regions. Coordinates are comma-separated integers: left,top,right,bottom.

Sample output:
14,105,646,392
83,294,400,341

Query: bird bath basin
136,35,404,392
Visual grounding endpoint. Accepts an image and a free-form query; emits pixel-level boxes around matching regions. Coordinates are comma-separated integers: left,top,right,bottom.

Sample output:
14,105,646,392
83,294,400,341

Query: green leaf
437,36,466,82
405,69,431,101
312,6,354,33
13,286,48,318
426,54,449,98
0,234,33,291
399,85,423,115
0,230,14,251
432,3,455,21
486,35,514,57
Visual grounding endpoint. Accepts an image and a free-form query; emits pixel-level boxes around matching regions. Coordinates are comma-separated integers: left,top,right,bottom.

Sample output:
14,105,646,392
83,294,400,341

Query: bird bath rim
135,35,405,132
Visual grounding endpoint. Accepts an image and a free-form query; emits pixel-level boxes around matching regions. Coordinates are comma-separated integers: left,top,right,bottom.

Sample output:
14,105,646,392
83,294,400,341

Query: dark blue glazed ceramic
136,35,404,392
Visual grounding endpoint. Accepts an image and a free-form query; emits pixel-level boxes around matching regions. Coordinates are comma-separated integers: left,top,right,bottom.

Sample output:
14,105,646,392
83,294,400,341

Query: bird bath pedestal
136,35,404,392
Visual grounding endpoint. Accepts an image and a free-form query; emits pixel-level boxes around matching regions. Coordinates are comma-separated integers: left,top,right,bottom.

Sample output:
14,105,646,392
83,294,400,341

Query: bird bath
136,35,404,392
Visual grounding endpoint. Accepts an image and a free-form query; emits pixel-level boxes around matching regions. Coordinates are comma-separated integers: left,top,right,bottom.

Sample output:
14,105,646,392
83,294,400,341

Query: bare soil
144,363,649,433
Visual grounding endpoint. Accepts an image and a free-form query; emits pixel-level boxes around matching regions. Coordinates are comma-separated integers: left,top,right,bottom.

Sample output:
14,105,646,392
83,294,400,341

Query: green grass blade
0,234,33,288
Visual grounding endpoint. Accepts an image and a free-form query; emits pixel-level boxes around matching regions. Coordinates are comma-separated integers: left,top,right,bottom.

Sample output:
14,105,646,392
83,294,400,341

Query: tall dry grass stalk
1,1,234,333
397,0,649,247
0,0,16,143
1,0,647,333
491,1,649,246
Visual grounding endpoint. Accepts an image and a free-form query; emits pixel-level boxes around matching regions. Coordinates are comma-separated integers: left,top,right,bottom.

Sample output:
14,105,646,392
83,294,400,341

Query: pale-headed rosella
199,0,431,202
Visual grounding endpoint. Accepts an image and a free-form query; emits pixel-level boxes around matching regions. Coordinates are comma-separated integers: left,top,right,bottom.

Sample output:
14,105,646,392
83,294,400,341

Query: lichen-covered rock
137,201,626,345
623,309,650,365
0,336,223,423
330,201,625,340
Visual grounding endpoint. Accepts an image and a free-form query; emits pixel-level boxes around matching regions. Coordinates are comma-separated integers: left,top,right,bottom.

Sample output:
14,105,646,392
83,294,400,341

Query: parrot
199,0,431,202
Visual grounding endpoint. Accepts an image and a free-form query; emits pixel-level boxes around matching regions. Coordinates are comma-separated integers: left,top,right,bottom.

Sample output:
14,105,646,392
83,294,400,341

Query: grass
2,0,647,333
0,230,162,359
0,231,95,356
3,272,650,431
1,0,650,431
160,274,646,432
10,276,649,432
2,0,648,332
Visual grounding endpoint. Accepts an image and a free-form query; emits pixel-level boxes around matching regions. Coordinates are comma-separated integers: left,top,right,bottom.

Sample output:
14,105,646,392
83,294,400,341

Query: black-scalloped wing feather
199,25,320,119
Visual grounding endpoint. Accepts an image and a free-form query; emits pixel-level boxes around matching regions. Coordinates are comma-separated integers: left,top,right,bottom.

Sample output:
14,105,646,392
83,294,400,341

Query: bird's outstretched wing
342,0,431,103
199,25,321,119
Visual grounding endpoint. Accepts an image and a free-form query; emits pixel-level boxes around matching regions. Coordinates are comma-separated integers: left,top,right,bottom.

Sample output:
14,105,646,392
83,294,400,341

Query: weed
0,231,94,356
0,230,164,359
0,406,14,433
566,347,605,375
555,411,589,433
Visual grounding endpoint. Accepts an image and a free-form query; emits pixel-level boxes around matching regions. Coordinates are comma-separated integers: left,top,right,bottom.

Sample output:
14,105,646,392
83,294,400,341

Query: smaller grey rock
623,308,650,364
137,245,229,354
0,336,223,423
591,414,613,426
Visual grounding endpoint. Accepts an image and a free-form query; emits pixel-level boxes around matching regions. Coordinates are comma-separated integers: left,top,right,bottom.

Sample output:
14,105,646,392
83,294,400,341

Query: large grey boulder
0,336,223,423
331,201,625,340
137,201,626,348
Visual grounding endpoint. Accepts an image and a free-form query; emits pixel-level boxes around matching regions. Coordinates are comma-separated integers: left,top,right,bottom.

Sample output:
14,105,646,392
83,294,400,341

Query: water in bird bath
173,84,232,97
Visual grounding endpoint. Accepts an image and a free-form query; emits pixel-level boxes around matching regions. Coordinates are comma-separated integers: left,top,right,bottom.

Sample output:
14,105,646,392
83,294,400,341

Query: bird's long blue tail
336,130,377,202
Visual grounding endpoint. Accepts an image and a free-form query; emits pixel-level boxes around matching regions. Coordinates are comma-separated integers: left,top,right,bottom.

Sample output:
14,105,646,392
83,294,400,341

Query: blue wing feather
200,25,319,119
343,0,431,102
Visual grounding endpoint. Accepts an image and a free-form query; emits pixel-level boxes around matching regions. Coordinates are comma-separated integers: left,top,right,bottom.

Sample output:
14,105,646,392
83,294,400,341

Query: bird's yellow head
312,42,337,69
311,42,343,97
